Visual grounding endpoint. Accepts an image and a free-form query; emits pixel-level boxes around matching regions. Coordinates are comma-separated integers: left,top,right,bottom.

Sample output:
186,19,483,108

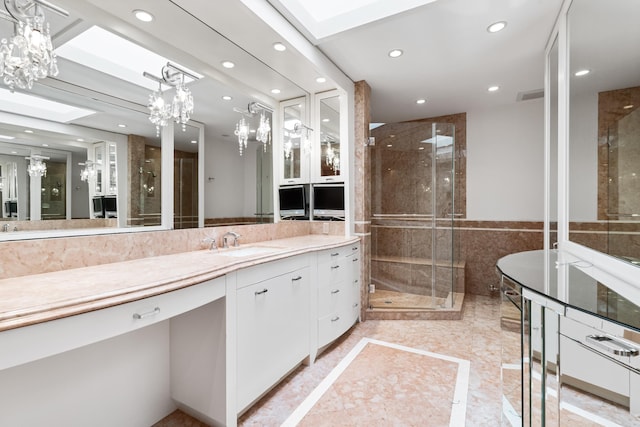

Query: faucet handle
202,236,218,251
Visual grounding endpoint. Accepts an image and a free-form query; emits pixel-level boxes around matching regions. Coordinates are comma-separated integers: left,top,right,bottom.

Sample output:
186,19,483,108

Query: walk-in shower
369,121,462,312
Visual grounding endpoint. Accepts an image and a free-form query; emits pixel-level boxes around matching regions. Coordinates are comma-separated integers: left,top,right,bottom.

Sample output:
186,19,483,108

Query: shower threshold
367,289,465,320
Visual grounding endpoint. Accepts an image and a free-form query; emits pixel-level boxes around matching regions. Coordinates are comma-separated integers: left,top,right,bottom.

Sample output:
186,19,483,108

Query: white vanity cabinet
316,243,360,349
235,255,311,413
0,277,226,427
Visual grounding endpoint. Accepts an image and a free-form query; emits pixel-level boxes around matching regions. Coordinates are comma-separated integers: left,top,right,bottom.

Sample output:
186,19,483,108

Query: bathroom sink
217,246,279,258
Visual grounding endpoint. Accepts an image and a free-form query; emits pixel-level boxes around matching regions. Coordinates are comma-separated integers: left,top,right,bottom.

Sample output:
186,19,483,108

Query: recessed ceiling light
273,42,286,52
191,140,197,144
0,134,15,140
77,138,85,142
271,88,281,94
419,147,425,150
387,144,393,147
322,118,330,122
388,49,403,58
390,135,395,138
11,150,17,154
623,104,634,109
24,129,33,133
133,9,154,22
487,21,507,33
574,69,590,77
118,124,127,128
222,60,235,69
222,95,232,101
316,77,327,83
488,85,500,92
416,99,426,104
42,143,49,147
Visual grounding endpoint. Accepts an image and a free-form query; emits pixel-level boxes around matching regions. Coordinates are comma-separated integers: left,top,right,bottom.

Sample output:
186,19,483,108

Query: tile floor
158,294,503,426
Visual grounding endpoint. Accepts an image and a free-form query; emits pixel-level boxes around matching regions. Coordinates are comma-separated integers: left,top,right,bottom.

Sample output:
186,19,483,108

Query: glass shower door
369,121,458,311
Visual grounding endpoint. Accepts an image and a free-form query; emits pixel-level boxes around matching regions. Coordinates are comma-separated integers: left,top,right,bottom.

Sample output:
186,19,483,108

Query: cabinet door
313,91,344,183
280,97,310,185
236,267,310,411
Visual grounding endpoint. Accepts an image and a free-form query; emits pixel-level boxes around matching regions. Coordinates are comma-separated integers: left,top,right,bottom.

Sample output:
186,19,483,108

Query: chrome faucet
203,235,218,251
222,231,241,248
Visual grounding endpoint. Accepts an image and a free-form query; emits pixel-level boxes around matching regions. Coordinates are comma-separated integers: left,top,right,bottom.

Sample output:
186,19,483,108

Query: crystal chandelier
256,111,271,151
283,139,293,159
235,117,250,156
171,81,193,131
325,139,340,174
144,62,198,134
147,80,171,137
294,122,313,156
26,154,48,177
79,160,97,182
0,0,68,92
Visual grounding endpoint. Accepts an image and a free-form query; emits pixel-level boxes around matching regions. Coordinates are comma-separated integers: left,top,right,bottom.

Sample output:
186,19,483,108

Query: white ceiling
3,0,636,152
280,0,564,122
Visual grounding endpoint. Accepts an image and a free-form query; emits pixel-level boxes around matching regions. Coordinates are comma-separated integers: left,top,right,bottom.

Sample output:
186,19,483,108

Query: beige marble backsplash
0,221,345,280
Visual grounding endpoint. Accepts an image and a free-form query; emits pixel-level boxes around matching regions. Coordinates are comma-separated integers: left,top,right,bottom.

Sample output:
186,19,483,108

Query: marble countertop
0,235,359,332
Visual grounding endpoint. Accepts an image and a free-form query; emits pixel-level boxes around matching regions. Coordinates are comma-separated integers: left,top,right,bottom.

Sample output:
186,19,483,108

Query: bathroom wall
466,99,545,221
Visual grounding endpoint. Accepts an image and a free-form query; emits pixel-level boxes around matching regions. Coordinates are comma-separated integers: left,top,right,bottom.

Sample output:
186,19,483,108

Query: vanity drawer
0,277,225,371
317,244,358,265
318,311,354,349
236,254,309,289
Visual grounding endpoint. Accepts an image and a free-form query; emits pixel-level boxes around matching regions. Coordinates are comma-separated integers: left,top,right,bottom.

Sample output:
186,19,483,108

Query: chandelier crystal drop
235,117,250,156
283,139,293,159
147,82,171,137
0,1,67,92
171,82,193,131
256,112,271,151
325,140,339,174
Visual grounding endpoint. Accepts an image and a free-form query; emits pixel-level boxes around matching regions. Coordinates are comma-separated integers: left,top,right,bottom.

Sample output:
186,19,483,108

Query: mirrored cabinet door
280,97,309,185
314,91,343,182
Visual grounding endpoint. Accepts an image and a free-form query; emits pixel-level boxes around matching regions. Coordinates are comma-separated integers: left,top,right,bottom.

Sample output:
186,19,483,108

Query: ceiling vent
516,89,544,102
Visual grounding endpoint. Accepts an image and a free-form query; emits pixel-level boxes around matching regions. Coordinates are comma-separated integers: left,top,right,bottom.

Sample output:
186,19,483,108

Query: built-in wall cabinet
277,90,348,222
278,90,346,186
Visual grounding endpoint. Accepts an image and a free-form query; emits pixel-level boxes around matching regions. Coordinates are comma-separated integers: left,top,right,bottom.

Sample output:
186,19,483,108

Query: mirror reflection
319,95,341,177
0,0,287,239
568,0,640,266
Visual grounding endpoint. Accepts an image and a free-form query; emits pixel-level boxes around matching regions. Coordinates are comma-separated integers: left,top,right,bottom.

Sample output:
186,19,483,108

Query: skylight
273,0,439,40
0,88,96,123
55,26,202,91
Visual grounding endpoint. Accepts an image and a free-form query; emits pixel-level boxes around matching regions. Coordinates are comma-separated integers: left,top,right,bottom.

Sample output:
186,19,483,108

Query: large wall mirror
0,0,312,240
567,0,640,267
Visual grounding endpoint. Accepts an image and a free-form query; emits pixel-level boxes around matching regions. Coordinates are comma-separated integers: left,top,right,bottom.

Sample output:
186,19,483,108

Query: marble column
354,81,372,320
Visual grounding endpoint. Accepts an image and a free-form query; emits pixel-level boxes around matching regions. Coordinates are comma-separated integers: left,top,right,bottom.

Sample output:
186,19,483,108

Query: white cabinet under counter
235,255,311,413
0,235,362,427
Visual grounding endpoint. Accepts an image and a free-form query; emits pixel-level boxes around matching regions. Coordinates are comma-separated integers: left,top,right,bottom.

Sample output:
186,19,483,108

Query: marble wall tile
0,222,314,280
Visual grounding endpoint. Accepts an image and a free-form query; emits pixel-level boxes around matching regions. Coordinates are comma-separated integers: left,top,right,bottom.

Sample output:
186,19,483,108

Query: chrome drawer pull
331,265,340,270
353,258,359,262
331,252,339,257
352,247,358,251
331,316,340,322
254,288,269,296
353,303,359,308
292,276,303,281
586,335,640,357
354,279,359,284
331,289,340,294
133,307,160,320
